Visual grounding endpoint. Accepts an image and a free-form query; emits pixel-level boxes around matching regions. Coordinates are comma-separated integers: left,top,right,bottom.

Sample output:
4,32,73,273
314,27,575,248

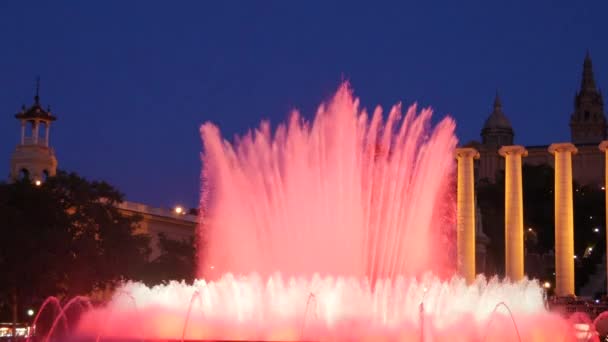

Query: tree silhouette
0,171,150,324
477,163,606,294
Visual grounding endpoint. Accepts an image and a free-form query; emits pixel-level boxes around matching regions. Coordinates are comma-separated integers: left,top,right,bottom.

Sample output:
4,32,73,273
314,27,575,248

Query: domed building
470,52,606,186
469,93,515,183
465,53,607,281
481,93,514,148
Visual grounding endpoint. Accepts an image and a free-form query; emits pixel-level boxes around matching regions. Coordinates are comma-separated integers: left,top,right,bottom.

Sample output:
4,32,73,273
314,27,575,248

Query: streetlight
27,309,34,317
543,281,551,289
174,206,183,215
594,228,600,233
34,180,41,186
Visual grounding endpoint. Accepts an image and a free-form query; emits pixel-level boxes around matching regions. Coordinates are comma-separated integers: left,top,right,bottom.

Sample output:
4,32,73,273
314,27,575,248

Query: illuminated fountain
73,84,573,341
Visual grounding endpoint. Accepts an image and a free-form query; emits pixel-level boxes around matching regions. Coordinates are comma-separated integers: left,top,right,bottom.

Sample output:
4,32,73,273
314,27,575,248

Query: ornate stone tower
481,92,514,147
570,52,607,144
10,79,58,183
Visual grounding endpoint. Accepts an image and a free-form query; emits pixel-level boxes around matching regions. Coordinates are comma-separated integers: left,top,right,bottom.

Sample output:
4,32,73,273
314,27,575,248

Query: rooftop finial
34,76,40,104
493,90,502,110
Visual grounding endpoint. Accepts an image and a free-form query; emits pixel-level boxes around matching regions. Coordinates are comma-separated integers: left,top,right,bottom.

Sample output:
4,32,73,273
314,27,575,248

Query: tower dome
481,92,514,147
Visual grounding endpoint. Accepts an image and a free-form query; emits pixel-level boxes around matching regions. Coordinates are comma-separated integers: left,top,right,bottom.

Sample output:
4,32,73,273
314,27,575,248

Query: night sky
1,1,607,209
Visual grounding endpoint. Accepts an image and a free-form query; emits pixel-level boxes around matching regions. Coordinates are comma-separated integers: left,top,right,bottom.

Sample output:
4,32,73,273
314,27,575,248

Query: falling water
200,83,456,280
45,296,91,342
75,84,573,341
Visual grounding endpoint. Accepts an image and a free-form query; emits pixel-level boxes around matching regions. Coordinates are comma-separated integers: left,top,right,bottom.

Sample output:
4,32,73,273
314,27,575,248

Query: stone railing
117,200,198,223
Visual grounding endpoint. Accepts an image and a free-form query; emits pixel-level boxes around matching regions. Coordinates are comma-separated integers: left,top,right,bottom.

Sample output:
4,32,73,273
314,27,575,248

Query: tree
0,171,150,324
477,163,607,294
478,164,555,276
572,184,605,295
141,233,196,285
477,175,505,275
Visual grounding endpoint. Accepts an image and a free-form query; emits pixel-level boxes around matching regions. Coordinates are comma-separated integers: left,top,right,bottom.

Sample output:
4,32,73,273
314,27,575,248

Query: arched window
25,120,35,139
38,121,47,143
19,168,30,180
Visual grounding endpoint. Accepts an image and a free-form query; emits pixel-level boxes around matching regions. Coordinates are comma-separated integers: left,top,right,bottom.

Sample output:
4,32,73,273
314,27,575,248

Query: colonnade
455,141,608,296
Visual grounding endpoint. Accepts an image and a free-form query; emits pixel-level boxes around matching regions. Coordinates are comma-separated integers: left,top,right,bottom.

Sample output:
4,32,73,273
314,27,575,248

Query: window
19,168,30,180
25,120,35,138
38,121,47,142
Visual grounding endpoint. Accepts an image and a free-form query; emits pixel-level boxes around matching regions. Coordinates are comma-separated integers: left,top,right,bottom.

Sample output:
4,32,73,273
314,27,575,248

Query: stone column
33,120,39,144
549,143,578,296
456,147,479,284
20,121,25,145
599,141,608,295
499,145,527,281
45,123,50,146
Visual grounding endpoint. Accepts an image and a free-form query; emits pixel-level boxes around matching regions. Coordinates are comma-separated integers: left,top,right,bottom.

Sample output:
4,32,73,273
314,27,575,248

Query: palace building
467,52,606,186
464,53,608,294
7,80,196,260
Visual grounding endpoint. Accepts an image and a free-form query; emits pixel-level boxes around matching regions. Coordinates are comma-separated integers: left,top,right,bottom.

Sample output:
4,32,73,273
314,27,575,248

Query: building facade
469,52,606,186
465,53,607,285
117,201,196,260
7,82,197,259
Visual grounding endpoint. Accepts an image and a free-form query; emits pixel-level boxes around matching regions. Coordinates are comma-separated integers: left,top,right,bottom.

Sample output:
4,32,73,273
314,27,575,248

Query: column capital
455,147,479,160
599,140,608,152
549,142,578,155
499,145,528,157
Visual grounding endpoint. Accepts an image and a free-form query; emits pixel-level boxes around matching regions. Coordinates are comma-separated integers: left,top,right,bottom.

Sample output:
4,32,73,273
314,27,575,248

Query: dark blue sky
1,1,607,209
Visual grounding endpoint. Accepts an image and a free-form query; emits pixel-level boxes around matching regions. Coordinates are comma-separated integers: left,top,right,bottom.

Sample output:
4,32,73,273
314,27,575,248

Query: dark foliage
141,233,196,285
477,163,606,294
0,171,150,322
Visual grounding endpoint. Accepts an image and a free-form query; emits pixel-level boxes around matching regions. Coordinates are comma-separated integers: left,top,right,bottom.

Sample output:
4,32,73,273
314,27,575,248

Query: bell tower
570,51,607,144
10,78,58,183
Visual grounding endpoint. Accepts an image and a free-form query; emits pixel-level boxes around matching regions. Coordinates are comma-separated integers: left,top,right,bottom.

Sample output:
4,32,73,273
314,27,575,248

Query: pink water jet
200,83,456,281
76,83,573,341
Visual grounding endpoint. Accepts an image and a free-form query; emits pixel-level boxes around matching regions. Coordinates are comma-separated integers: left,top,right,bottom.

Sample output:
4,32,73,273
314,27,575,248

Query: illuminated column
456,147,479,283
599,141,608,295
549,143,578,296
499,145,527,281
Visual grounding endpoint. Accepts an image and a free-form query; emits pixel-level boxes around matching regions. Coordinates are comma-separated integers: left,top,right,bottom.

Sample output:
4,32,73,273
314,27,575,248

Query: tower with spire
570,51,607,144
481,92,514,147
10,78,58,183
467,92,516,182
